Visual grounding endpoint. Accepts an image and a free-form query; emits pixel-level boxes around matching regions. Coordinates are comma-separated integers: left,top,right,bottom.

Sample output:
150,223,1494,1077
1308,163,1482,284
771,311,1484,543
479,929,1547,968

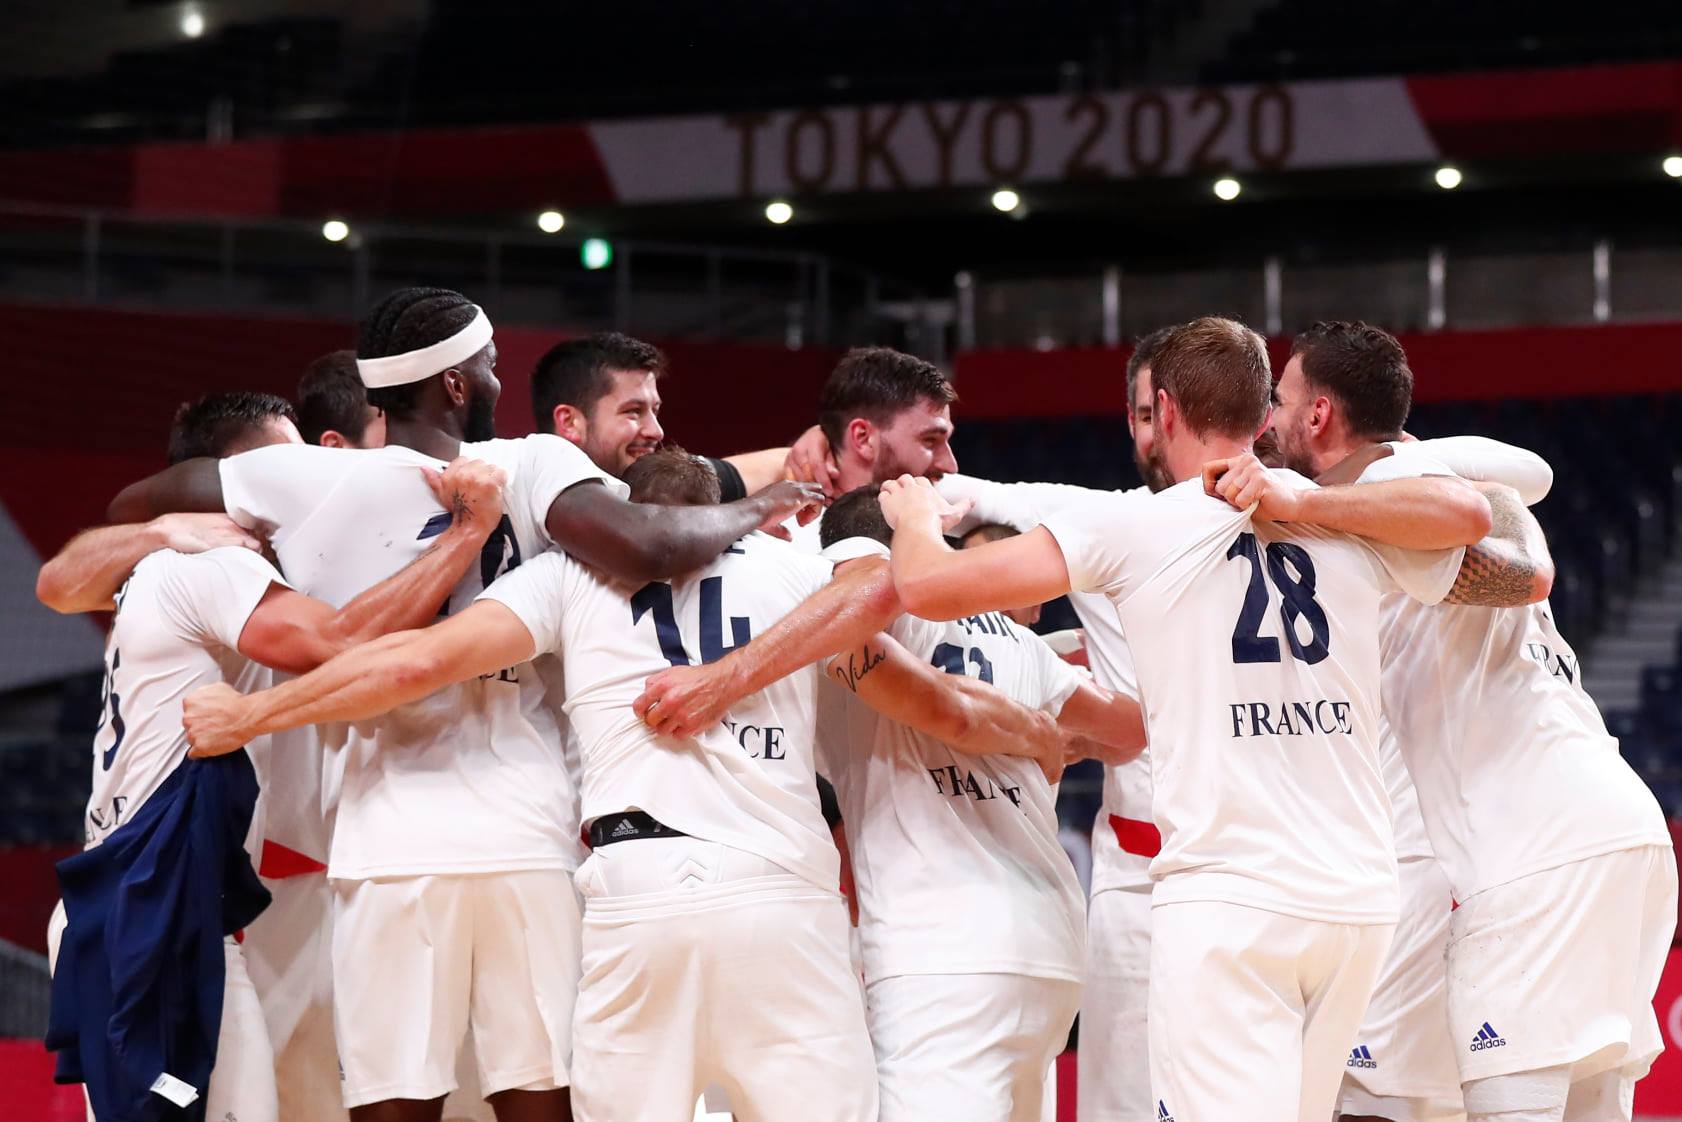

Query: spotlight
764,200,794,225
990,188,1021,213
537,210,565,234
1434,165,1463,190
581,238,613,270
1663,155,1682,179
1213,177,1241,201
181,7,205,37
321,219,350,243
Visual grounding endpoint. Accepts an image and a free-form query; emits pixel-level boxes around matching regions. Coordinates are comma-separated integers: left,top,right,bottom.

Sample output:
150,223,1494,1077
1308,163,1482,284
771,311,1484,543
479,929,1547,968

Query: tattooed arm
1442,483,1555,607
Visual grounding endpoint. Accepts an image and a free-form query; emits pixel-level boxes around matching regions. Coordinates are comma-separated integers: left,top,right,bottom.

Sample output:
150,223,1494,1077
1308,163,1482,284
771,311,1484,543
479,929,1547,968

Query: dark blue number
631,583,690,667
931,642,995,683
98,649,126,771
632,578,755,667
1226,533,1330,665
1226,533,1281,663
479,515,522,589
1266,542,1330,665
699,577,751,664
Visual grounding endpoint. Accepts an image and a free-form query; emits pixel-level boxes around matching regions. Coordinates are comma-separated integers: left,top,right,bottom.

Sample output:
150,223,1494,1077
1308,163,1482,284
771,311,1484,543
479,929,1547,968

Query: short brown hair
1290,321,1412,440
960,523,1018,549
818,347,956,449
818,485,891,548
1125,324,1177,412
623,446,720,506
533,332,667,434
296,350,369,445
1149,316,1272,439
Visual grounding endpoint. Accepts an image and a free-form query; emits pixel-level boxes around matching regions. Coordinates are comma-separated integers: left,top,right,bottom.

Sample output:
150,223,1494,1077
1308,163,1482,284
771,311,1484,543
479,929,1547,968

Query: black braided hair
357,287,480,418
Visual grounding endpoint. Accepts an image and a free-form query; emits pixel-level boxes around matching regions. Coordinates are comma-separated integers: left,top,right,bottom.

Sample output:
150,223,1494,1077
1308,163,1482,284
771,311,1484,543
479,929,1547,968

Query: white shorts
570,836,876,1122
1149,900,1392,1122
1079,886,1153,1122
1446,844,1678,1084
868,971,1080,1122
331,870,580,1109
241,873,347,1122
48,901,277,1122
1338,854,1463,1121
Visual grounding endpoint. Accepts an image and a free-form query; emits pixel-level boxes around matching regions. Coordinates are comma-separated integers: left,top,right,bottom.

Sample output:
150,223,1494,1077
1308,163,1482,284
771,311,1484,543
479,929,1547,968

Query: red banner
1637,949,1682,1116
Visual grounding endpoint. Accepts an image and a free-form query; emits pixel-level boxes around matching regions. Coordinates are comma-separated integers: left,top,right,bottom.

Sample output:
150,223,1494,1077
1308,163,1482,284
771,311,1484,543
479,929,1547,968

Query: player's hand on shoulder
182,683,250,758
1202,452,1303,522
785,425,842,501
634,663,738,740
153,513,262,556
424,457,508,537
751,479,826,539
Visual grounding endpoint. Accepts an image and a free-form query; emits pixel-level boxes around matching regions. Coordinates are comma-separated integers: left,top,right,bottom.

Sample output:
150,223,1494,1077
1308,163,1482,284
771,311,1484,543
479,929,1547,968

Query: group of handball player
34,285,1675,1122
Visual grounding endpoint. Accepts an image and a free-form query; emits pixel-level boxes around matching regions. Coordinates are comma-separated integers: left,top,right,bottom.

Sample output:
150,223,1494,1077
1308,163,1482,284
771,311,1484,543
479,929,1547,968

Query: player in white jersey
40,393,503,1122
875,316,1539,1122
177,450,984,1122
1270,322,1676,1122
812,487,1145,1122
937,325,1177,1122
102,288,822,1122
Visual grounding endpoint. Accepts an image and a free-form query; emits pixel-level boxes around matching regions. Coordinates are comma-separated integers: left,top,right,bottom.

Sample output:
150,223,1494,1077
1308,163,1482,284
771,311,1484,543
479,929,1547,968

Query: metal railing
0,201,945,357
956,240,1682,349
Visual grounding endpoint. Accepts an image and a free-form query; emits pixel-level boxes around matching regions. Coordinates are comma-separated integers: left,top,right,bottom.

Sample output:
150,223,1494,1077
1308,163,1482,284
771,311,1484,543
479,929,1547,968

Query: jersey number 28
1226,533,1330,665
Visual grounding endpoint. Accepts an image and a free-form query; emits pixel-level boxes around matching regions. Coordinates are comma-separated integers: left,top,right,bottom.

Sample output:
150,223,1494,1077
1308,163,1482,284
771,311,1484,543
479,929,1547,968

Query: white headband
356,307,493,389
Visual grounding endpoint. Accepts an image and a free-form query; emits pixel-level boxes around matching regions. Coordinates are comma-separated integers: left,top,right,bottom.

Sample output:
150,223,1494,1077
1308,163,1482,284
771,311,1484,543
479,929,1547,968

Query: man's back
88,547,277,850
482,532,841,891
1045,475,1463,924
218,435,620,878
826,596,1086,984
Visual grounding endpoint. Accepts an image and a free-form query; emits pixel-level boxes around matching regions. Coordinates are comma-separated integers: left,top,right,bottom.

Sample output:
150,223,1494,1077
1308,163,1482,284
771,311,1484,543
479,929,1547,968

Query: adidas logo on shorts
611,818,638,839
1347,1044,1377,1069
1470,1021,1508,1051
1157,1101,1175,1122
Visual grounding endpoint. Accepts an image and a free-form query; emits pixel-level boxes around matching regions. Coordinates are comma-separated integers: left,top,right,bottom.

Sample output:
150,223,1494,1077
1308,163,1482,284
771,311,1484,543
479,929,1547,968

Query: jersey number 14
631,579,752,667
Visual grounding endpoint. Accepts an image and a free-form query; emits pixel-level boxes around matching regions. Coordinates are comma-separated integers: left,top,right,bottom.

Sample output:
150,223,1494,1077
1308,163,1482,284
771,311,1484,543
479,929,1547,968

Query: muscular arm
826,633,1063,777
1209,455,1492,549
186,601,535,756
544,479,820,584
1053,680,1146,760
37,514,259,613
893,520,1074,623
107,458,225,522
1442,483,1555,606
235,456,508,673
633,556,903,739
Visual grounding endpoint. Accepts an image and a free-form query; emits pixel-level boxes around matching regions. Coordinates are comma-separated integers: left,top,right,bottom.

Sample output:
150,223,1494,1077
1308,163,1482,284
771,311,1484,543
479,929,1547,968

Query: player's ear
845,417,875,464
1155,388,1176,439
442,367,470,408
1310,394,1332,437
552,403,587,442
319,430,348,449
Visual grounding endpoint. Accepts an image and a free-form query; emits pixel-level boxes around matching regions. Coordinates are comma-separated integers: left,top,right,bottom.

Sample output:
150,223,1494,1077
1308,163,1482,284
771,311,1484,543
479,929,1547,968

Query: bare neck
1165,433,1251,485
382,417,463,461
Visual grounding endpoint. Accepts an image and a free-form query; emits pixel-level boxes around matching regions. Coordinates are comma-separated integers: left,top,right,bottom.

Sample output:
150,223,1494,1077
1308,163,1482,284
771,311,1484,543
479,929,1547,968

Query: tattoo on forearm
832,645,887,693
1444,487,1536,606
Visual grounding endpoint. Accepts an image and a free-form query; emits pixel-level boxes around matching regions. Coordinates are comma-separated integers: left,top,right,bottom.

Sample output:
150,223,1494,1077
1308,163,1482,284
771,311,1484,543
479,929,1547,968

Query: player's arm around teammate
38,513,262,613
181,592,536,757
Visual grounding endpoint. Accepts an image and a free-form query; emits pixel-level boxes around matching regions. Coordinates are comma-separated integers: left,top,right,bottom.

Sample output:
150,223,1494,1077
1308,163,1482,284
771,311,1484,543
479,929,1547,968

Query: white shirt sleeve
476,551,572,655
155,547,289,652
1039,492,1148,598
219,444,361,533
1347,452,1467,604
517,435,631,548
1404,436,1554,505
1014,623,1084,716
938,474,1109,536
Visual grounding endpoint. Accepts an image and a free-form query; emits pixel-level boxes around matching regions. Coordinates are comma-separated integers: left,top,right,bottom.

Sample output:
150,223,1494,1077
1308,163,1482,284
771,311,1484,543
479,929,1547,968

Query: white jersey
940,474,1154,893
87,547,280,851
1043,473,1466,924
220,435,624,879
1361,448,1670,899
479,533,842,892
818,537,1086,982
